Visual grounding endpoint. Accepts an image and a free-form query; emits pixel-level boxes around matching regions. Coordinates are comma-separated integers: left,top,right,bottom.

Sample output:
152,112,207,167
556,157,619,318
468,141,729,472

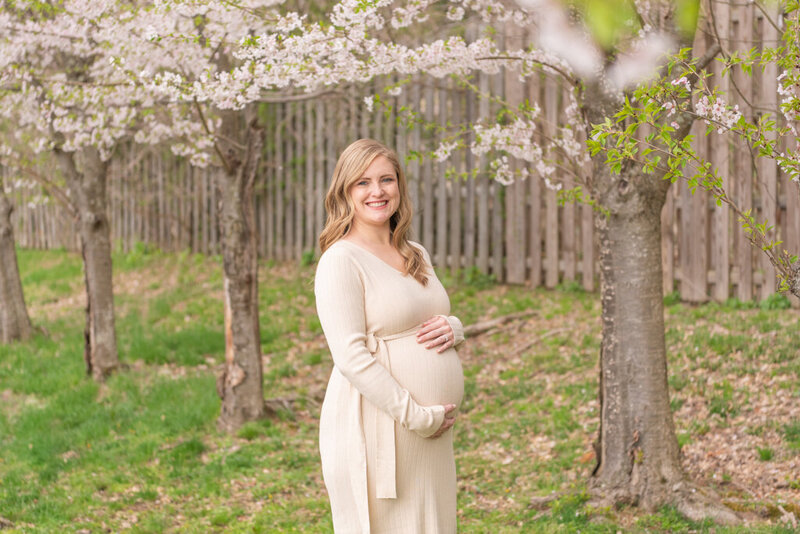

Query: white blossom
490,156,514,185
433,141,457,162
446,6,465,21
695,95,741,133
144,25,159,41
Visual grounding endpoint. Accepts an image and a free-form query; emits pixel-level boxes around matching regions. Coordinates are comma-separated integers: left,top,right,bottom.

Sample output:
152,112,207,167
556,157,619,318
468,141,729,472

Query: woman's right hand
430,404,457,438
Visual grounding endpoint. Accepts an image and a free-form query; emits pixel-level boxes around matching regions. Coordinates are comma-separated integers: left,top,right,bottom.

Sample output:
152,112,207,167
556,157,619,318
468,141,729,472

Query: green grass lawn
1,247,798,533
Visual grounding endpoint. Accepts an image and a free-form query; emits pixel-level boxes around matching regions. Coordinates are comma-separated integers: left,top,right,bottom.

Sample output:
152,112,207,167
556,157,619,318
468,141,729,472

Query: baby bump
386,337,464,409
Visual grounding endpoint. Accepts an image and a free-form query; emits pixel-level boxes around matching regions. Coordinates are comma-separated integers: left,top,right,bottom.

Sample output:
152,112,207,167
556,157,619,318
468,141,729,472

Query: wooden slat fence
8,4,800,304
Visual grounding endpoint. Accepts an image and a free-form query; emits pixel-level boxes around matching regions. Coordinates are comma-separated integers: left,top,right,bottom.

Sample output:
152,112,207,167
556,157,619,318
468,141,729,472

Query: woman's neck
347,221,392,248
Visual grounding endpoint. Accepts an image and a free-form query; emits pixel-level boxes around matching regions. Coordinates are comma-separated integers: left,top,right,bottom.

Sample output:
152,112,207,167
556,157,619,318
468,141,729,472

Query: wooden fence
9,3,800,304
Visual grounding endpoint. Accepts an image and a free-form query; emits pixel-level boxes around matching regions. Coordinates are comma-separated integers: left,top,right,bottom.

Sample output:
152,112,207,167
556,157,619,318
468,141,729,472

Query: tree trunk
590,164,683,505
0,191,33,342
56,147,119,380
588,162,737,523
215,113,266,432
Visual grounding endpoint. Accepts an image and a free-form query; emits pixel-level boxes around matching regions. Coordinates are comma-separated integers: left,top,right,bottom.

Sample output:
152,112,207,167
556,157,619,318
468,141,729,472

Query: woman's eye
357,181,368,186
382,177,395,183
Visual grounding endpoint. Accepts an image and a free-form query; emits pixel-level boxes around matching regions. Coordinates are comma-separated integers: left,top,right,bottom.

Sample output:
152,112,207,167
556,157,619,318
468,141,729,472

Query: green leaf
582,0,639,50
674,0,701,38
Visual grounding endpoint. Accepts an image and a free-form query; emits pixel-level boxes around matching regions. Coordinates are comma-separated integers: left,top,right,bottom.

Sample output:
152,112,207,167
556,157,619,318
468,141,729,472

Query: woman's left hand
416,316,455,353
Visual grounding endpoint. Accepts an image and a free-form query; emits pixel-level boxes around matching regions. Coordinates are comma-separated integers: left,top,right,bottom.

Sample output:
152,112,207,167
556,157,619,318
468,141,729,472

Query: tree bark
0,190,33,342
215,111,266,432
589,163,684,507
55,147,119,381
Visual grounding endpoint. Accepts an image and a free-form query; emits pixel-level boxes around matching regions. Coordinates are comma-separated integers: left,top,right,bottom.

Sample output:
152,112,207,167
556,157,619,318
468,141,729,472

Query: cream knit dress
315,240,465,534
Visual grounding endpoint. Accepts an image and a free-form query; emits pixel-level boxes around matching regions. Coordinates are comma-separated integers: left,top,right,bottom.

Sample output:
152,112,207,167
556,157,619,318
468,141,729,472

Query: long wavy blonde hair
319,138,429,286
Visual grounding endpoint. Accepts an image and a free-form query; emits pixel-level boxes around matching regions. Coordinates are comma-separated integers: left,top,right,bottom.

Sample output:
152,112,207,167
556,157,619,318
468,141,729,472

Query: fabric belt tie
364,325,419,500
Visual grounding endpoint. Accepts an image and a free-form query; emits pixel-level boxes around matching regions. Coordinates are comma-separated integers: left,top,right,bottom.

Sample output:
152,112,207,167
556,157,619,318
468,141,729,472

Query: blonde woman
315,139,465,533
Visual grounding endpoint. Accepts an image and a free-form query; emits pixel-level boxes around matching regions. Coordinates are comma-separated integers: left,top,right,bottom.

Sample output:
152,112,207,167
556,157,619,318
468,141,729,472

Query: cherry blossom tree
1,0,290,420
0,1,138,379
119,1,324,431
437,0,795,519
0,0,210,377
472,1,737,518
0,1,230,382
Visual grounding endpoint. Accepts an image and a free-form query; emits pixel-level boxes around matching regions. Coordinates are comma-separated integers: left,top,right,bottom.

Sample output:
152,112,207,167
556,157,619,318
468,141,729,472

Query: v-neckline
338,239,408,276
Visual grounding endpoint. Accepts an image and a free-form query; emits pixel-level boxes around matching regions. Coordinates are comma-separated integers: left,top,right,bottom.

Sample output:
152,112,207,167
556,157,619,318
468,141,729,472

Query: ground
0,247,798,533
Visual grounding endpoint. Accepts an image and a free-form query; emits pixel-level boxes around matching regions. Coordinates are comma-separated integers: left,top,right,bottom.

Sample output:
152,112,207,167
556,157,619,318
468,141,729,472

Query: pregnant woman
315,139,465,533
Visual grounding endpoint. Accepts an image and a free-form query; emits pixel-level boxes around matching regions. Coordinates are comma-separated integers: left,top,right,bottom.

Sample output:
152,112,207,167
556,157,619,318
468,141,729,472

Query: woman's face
348,155,400,230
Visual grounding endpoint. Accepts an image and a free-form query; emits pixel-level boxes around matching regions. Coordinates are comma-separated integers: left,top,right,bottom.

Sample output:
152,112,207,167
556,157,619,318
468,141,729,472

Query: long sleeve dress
314,239,465,534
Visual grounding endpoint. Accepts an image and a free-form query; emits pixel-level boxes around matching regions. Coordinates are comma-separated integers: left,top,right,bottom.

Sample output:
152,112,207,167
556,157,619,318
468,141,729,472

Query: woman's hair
319,138,429,286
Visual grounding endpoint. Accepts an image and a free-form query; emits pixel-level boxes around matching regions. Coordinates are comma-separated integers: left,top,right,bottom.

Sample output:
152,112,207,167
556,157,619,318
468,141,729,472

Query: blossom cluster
777,70,799,134
0,0,169,161
472,119,541,161
433,141,459,162
670,76,691,92
776,70,800,182
694,95,741,134
471,116,571,189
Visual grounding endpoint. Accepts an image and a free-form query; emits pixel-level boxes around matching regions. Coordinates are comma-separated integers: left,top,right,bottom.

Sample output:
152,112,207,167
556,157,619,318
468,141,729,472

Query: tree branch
707,2,758,110
0,156,77,218
257,88,343,103
475,55,578,86
666,43,722,147
753,0,783,34
194,98,233,174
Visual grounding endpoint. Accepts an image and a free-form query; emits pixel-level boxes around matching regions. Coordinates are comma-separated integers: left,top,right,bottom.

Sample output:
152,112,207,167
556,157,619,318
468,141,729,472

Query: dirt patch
678,375,800,502
1,388,46,423
34,258,217,322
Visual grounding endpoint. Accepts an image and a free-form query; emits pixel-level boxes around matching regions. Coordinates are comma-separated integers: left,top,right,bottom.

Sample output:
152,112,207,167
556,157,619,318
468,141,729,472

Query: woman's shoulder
317,240,363,272
315,242,364,294
319,240,354,261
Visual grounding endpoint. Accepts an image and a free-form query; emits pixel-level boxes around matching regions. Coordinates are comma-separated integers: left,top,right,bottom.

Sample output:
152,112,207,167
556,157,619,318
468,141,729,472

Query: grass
784,421,800,450
758,447,774,462
0,247,798,532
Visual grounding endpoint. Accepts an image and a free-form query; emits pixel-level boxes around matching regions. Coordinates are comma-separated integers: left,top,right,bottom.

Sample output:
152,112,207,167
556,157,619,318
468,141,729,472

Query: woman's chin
357,216,392,227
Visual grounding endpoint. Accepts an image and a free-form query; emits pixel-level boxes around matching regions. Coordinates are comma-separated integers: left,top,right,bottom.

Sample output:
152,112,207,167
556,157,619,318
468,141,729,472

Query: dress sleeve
315,249,445,438
437,315,465,347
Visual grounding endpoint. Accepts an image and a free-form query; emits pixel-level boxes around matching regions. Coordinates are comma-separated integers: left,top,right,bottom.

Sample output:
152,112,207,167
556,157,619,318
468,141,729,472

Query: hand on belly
416,316,456,353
